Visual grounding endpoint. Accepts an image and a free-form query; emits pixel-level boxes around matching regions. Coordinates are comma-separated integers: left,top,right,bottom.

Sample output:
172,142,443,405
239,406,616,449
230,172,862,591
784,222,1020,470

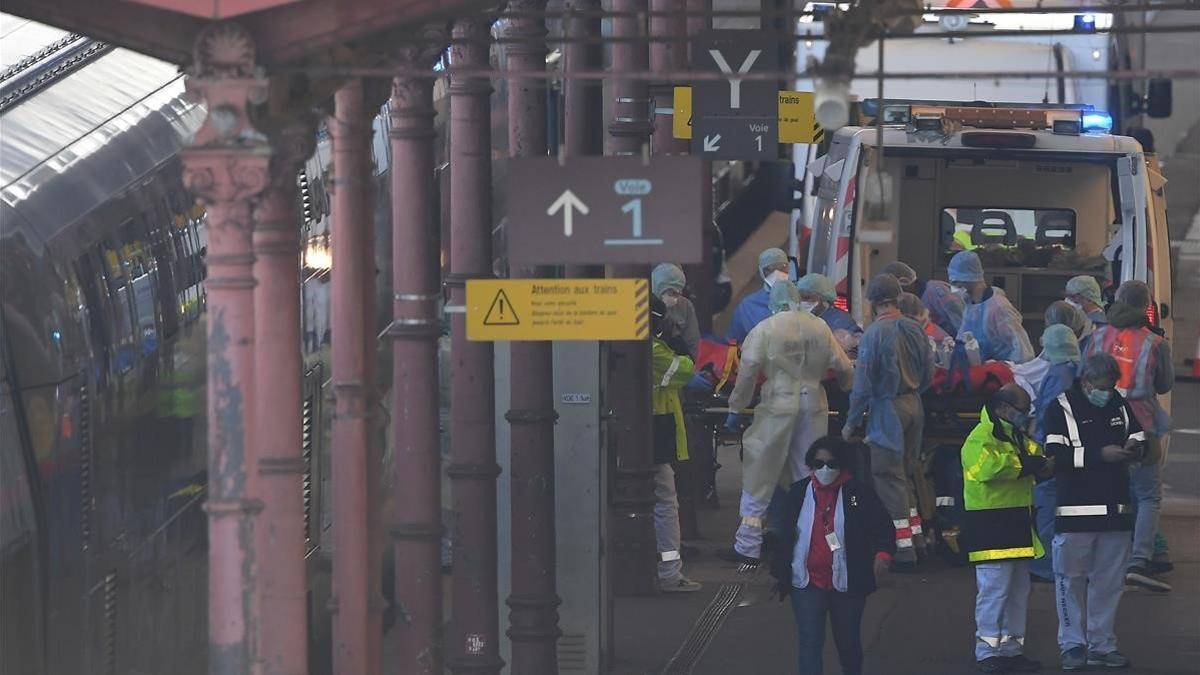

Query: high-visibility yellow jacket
960,406,1044,563
652,339,694,462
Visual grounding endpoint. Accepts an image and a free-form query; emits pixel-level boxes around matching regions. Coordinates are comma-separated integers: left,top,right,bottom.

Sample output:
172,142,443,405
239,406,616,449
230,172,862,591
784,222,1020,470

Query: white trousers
1053,531,1130,655
974,559,1031,660
653,463,683,581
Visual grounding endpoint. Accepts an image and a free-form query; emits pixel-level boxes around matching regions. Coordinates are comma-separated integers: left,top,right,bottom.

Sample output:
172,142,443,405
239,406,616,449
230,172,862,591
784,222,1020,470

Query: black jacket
769,477,896,597
1043,383,1142,533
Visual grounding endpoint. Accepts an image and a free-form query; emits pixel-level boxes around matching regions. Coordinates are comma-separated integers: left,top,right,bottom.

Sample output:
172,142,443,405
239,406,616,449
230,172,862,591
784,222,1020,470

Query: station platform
613,383,1200,675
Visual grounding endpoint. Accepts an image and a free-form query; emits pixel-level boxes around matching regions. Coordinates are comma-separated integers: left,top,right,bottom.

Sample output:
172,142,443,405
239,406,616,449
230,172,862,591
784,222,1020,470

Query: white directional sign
693,30,780,119
693,116,779,160
506,156,704,264
548,189,588,237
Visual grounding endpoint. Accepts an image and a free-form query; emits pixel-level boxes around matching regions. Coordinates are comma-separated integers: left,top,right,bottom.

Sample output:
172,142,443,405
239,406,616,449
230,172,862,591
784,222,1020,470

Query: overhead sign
693,116,778,160
506,156,704,264
674,87,822,144
692,30,780,119
466,279,651,342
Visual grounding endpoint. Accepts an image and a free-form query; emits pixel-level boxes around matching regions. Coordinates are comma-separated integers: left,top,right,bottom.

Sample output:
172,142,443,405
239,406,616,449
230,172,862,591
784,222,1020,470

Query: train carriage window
98,242,138,373
122,221,161,356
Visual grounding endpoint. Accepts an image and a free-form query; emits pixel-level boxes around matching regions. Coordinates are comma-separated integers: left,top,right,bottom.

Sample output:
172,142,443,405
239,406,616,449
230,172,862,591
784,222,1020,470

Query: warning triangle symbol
483,289,521,326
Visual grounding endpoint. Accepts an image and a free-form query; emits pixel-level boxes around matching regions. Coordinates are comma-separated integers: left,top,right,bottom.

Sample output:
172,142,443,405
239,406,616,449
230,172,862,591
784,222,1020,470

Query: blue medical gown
846,315,934,453
726,287,772,345
818,306,862,336
957,288,1035,364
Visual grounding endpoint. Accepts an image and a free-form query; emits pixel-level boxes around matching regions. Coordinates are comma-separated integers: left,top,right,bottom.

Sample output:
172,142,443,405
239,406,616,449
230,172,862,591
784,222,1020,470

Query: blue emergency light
1073,14,1097,33
1082,111,1113,133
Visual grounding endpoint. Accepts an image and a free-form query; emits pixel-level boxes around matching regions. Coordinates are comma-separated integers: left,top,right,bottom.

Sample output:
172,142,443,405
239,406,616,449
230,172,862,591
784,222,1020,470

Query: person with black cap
842,274,934,569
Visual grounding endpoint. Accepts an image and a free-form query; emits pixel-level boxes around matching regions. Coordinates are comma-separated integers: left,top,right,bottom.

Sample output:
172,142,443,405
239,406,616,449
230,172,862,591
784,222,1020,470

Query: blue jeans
790,585,866,675
1029,478,1057,580
1128,447,1163,568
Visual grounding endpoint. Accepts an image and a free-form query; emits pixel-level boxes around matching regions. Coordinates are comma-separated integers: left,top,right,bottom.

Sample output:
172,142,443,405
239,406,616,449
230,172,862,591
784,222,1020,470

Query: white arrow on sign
546,189,589,237
703,134,722,152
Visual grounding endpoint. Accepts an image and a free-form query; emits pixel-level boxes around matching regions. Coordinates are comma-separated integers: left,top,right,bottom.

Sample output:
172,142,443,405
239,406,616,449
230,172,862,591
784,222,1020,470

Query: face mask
813,466,841,486
1087,388,1113,407
764,269,789,288
799,301,819,314
662,294,680,308
951,285,969,300
1064,298,1083,310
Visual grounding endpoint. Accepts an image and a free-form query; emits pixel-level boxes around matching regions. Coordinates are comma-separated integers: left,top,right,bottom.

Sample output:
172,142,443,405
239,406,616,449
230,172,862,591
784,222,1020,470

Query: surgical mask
813,466,841,486
1064,298,1083,310
799,300,819,314
1087,388,1113,407
662,294,680,308
950,285,969,300
764,269,789,288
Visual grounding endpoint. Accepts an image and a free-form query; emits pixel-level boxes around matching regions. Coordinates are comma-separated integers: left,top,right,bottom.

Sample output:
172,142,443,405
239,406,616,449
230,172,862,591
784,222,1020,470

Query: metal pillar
180,23,269,674
683,0,714,334
562,0,605,279
606,0,659,598
503,2,563,672
446,16,504,675
253,113,316,675
361,80,389,675
330,78,372,675
387,28,447,675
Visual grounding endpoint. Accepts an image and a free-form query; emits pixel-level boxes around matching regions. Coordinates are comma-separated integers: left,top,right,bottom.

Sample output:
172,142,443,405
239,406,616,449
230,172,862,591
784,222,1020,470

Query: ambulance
805,100,1174,346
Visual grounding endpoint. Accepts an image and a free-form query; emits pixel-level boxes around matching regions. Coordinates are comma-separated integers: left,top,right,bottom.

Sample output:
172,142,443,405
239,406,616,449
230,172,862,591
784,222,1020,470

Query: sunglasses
811,459,840,470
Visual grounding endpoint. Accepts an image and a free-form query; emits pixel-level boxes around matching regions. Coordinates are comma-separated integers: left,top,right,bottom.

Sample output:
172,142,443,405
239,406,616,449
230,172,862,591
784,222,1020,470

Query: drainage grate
659,581,744,675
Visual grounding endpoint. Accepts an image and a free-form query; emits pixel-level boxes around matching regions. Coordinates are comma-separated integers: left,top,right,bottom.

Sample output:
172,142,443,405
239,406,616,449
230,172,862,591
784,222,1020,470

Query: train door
0,312,46,673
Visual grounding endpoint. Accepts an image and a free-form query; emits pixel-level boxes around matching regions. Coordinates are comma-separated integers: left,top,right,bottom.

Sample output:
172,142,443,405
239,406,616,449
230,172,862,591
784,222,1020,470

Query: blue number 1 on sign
607,178,662,246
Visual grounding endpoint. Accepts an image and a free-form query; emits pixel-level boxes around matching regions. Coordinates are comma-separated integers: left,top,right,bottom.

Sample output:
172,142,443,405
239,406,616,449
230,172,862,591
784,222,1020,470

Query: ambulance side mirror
1146,79,1172,119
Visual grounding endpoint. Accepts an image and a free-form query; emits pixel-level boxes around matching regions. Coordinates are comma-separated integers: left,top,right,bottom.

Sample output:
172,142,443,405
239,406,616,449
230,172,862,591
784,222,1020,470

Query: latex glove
725,413,744,432
686,372,712,392
841,422,857,442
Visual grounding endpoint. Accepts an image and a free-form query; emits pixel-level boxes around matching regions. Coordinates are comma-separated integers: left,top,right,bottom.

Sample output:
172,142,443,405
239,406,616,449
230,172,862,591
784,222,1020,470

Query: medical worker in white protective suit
724,280,854,564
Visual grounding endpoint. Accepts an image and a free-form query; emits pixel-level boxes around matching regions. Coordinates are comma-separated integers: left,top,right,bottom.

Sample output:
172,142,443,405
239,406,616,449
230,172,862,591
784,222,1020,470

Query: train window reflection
99,241,137,373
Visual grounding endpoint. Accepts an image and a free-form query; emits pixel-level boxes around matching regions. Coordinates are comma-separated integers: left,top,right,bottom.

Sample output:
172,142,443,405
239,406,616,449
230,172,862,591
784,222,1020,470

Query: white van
804,102,1174,348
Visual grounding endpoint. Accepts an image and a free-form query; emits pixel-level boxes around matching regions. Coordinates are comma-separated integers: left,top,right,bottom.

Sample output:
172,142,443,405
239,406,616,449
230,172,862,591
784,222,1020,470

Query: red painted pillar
562,0,605,280
253,114,316,675
446,16,504,675
180,24,269,674
684,0,714,334
607,0,659,598
330,78,371,675
387,28,447,675
361,80,389,675
503,2,562,672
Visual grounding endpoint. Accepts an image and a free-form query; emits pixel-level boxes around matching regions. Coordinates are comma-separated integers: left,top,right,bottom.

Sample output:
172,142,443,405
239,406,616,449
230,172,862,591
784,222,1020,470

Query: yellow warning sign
483,289,521,325
467,279,650,342
672,88,822,144
673,86,692,141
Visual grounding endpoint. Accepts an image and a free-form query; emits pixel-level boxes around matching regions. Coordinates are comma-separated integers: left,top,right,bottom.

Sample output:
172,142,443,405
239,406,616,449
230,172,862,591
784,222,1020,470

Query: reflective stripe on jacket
960,406,1043,562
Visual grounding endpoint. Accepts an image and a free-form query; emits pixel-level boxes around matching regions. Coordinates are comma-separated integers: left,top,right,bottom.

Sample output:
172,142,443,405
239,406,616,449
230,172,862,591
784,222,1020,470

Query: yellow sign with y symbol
673,87,822,144
467,279,651,341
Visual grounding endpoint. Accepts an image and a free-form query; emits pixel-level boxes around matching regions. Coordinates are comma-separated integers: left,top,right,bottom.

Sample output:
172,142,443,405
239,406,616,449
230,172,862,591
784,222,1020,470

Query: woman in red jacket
770,437,896,675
